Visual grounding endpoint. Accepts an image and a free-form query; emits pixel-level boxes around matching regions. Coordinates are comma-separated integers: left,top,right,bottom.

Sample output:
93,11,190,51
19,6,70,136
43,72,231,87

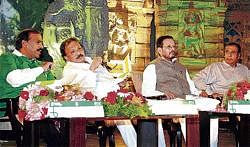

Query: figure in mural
44,0,85,44
85,0,109,57
107,11,136,76
179,2,205,58
43,0,108,78
109,15,129,60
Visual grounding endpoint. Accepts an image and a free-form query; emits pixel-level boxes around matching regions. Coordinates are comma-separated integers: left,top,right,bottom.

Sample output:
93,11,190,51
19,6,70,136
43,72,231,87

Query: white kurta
60,57,120,99
60,57,136,147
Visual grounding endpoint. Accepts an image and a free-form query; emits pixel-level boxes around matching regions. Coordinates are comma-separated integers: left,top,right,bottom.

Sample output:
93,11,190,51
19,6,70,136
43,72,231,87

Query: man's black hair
156,35,174,48
60,37,84,61
15,28,41,50
225,42,241,54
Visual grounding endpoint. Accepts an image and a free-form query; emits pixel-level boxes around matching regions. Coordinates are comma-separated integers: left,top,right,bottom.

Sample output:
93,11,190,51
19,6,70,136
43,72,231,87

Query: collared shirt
193,61,250,95
60,61,97,88
141,62,200,97
0,50,54,117
60,57,121,99
6,50,45,87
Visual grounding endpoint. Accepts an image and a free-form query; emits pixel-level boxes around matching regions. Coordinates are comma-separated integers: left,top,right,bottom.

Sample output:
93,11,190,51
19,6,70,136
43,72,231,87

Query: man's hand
164,91,176,100
41,62,53,71
89,57,102,71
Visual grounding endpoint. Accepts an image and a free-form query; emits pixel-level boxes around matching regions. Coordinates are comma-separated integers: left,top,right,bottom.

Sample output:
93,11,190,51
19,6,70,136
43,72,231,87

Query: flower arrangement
102,90,152,118
18,84,54,121
55,84,96,101
226,81,250,101
18,83,96,121
223,81,250,110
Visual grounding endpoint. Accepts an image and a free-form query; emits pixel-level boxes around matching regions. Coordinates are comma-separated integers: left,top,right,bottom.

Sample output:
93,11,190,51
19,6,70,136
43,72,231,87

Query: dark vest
152,58,191,98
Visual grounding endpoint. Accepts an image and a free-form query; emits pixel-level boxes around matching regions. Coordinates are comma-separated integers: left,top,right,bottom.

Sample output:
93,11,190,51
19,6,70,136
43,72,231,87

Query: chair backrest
0,98,23,145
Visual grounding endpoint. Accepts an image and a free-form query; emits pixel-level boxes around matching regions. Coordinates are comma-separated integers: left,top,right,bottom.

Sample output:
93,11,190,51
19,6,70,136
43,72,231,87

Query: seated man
59,37,136,147
0,29,63,146
193,42,250,147
142,35,200,146
193,42,250,97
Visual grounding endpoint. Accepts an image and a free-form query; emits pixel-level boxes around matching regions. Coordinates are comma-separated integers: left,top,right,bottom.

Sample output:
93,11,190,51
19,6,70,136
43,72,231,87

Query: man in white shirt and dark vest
142,35,200,147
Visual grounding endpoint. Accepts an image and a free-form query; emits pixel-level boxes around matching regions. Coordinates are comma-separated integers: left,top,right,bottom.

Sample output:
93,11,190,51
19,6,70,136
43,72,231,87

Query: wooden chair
0,98,23,146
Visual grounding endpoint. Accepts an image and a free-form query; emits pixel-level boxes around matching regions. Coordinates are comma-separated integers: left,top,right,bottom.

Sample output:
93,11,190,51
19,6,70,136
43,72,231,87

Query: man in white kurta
59,37,136,147
61,56,121,99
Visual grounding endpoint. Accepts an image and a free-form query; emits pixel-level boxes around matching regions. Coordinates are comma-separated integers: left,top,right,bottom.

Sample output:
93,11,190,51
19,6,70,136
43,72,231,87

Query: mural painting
178,1,205,58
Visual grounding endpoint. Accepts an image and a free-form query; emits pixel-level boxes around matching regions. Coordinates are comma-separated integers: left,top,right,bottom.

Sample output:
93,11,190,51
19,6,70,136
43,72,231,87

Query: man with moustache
0,29,63,146
60,37,137,147
59,37,122,99
142,35,200,146
0,29,53,116
193,42,250,147
194,42,250,98
142,35,199,99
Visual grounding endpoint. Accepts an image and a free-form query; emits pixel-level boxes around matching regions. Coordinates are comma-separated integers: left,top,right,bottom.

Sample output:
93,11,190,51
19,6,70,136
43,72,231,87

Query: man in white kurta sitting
59,37,136,147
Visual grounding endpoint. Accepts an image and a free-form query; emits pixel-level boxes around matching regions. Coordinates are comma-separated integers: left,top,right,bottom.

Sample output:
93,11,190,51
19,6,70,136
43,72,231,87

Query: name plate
228,100,250,114
147,99,198,115
47,101,104,118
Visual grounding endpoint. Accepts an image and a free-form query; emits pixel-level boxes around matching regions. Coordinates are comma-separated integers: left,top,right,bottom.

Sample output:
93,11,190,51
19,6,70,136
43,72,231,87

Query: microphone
37,47,53,62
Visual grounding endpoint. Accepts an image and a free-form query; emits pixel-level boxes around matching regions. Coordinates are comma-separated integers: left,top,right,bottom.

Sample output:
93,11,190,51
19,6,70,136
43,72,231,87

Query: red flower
18,110,27,121
39,89,49,96
84,91,95,101
124,94,133,102
227,89,232,97
105,91,117,104
42,107,48,115
236,89,244,100
40,114,46,120
20,91,29,100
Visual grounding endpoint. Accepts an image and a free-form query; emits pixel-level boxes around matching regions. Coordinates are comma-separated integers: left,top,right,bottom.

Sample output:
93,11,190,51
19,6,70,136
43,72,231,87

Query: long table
199,111,250,147
22,115,199,147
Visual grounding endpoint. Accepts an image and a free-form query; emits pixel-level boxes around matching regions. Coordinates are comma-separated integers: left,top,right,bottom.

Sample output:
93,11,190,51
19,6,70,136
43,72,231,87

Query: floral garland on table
18,84,54,121
18,84,96,121
223,81,250,109
55,84,96,101
102,89,152,118
226,81,250,100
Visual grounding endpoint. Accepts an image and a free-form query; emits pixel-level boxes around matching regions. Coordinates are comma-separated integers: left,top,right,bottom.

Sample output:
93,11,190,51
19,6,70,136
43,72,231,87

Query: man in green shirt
0,29,54,116
0,29,64,146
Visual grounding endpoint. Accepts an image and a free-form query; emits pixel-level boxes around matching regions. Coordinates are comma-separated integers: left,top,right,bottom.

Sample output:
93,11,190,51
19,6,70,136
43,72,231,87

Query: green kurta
0,52,55,117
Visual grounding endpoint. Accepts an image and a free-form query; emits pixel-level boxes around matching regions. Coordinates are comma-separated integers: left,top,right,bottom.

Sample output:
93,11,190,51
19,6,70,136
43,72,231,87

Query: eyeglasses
162,45,177,50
